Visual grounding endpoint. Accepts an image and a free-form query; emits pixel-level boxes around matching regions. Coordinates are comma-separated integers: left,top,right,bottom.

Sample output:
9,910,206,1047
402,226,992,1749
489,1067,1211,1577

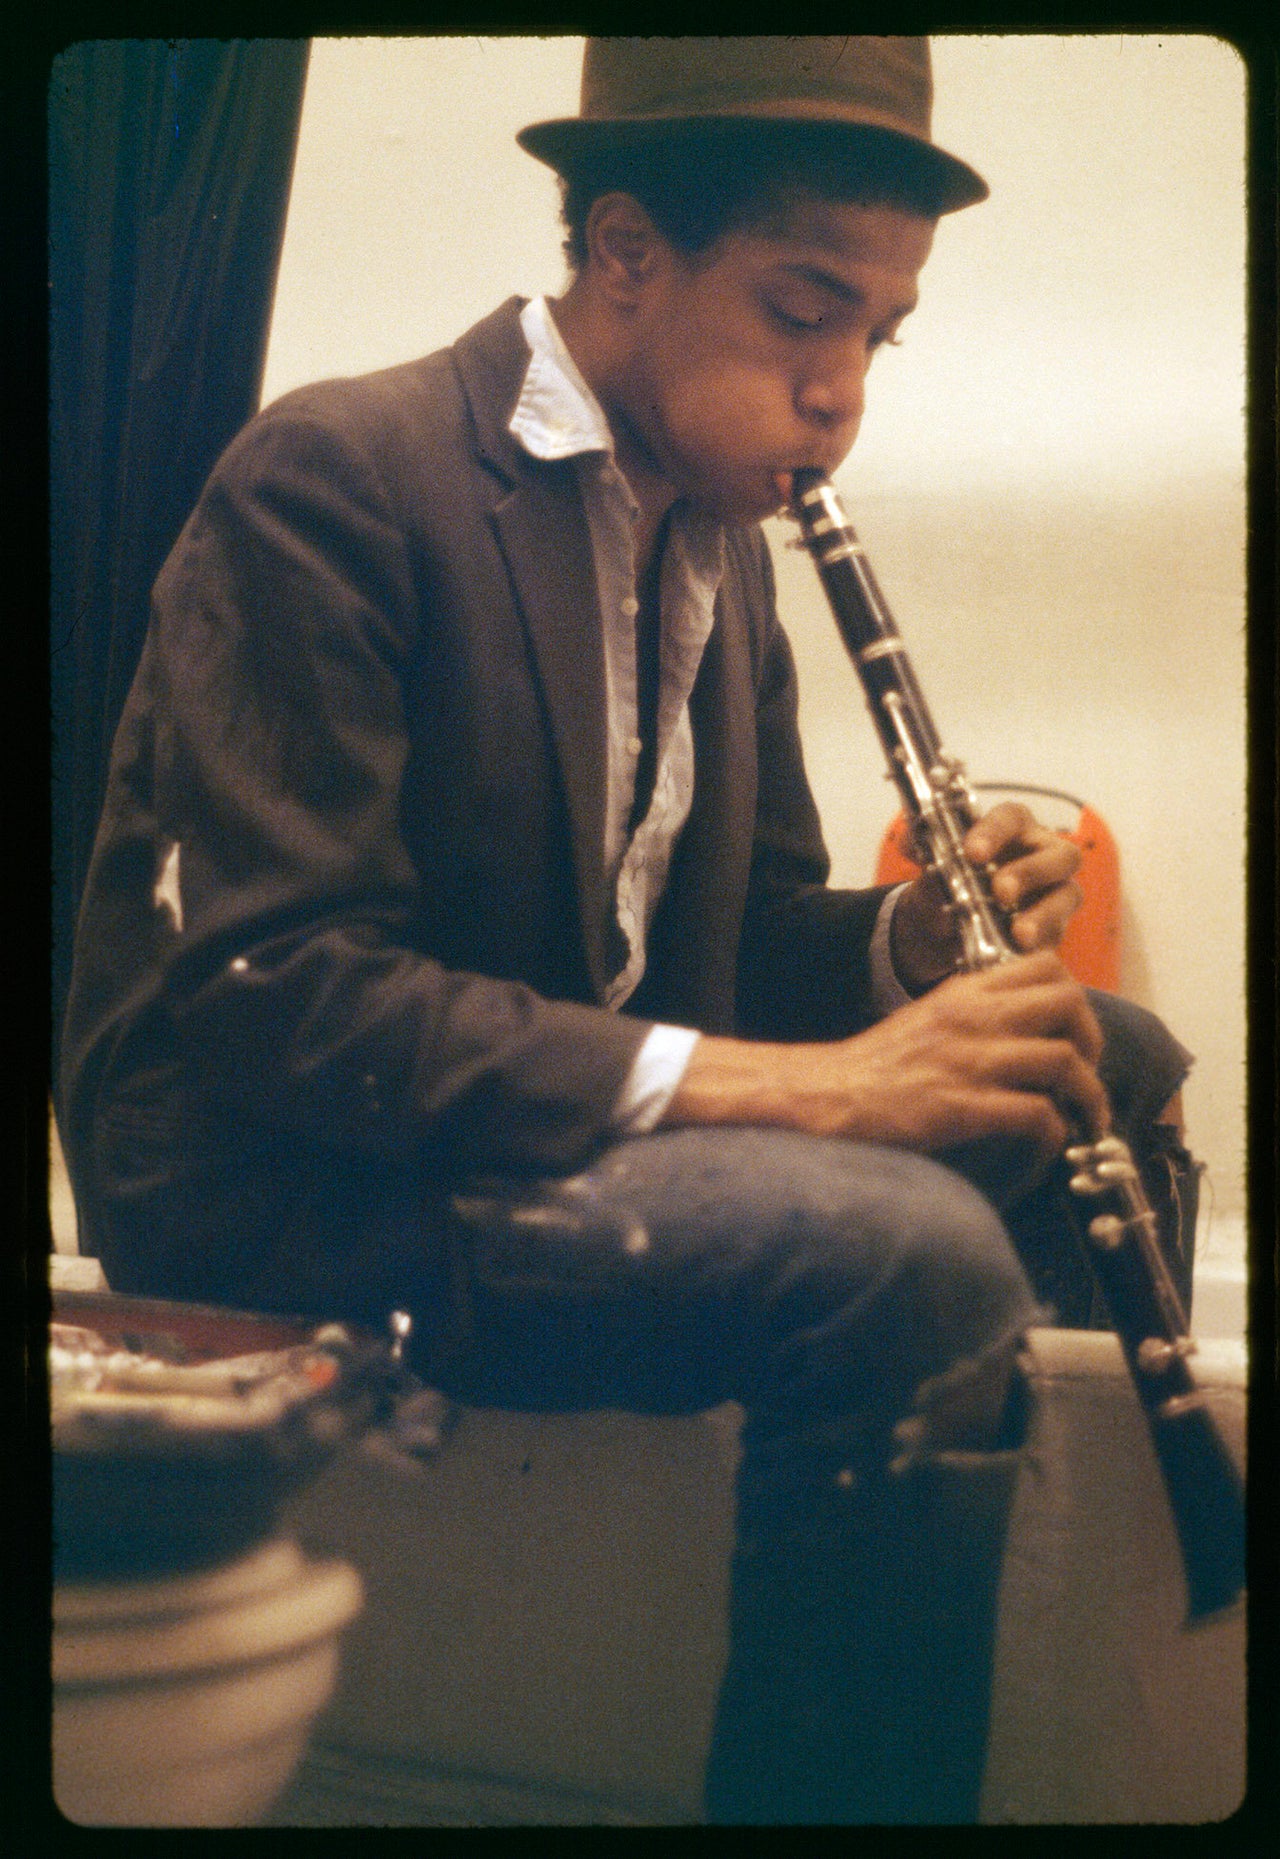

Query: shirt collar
509,295,726,588
509,296,615,463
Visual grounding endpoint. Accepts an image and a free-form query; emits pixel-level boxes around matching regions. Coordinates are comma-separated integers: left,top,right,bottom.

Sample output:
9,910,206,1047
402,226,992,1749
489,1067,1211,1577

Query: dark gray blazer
60,299,890,1320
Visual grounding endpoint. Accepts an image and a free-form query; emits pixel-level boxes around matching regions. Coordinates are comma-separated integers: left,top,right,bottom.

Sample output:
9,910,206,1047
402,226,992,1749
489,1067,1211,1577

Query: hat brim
516,110,988,216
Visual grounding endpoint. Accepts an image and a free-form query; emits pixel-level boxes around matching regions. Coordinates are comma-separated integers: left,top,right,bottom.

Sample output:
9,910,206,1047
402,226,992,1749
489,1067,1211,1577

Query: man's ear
584,192,665,305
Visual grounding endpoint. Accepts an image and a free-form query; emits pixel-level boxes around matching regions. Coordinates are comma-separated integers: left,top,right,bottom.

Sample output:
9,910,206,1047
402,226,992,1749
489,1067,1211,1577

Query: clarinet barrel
787,468,1244,1625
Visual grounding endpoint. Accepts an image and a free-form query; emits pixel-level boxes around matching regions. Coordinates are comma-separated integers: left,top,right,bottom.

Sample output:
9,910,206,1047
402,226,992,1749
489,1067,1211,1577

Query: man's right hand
662,949,1108,1172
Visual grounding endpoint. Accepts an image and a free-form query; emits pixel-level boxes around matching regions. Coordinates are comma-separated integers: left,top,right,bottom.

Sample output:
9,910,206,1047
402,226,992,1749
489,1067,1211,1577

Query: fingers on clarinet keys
1066,1135,1138,1196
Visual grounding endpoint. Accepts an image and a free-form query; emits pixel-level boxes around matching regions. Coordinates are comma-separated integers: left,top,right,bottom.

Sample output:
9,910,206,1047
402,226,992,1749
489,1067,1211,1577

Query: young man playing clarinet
61,38,1198,1823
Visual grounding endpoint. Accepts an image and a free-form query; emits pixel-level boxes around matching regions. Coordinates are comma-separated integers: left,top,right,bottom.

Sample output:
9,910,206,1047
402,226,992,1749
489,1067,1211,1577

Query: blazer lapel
491,476,612,997
452,302,612,998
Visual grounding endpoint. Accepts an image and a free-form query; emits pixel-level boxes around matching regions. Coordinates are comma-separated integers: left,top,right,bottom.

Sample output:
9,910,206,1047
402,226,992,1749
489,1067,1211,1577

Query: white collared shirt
509,297,908,1134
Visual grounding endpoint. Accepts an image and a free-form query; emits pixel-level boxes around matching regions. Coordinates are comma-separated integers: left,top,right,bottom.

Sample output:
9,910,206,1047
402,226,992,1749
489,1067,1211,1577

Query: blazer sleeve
734,529,894,1041
78,396,650,1178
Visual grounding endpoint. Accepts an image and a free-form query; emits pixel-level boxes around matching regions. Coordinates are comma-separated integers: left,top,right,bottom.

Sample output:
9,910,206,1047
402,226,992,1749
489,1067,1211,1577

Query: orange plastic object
874,802,1122,992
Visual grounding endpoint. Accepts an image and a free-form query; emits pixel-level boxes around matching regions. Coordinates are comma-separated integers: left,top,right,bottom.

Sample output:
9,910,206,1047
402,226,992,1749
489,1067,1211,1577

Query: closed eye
765,299,907,351
768,302,827,333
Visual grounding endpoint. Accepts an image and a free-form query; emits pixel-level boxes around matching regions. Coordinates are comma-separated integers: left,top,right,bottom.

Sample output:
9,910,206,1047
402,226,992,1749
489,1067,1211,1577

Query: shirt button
620,595,639,618
627,735,642,757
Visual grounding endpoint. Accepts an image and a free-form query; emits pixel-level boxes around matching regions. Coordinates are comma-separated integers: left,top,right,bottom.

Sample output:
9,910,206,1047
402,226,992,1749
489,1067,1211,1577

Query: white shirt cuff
613,892,910,1136
870,883,916,1017
611,1023,701,1135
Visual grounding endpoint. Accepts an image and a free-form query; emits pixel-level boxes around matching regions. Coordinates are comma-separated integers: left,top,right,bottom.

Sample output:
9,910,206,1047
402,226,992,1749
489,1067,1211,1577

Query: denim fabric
430,988,1189,1431
415,985,1192,1823
430,1126,1037,1824
435,1129,1039,1456
85,977,1192,1821
1089,987,1193,1129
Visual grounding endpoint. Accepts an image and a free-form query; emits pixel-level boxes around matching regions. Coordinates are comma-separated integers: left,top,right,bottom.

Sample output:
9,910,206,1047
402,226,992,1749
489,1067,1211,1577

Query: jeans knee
746,1146,1037,1447
884,1175,1035,1458
887,1159,1036,1349
1088,989,1193,1129
739,1158,1036,1522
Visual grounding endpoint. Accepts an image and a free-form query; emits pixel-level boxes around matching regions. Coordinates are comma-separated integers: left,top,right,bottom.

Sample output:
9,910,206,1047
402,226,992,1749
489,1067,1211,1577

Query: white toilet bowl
53,1537,363,1826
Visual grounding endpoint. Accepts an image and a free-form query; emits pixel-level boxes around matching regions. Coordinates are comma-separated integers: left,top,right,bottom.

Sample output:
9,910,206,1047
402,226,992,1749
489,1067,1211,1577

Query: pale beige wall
264,35,1247,1216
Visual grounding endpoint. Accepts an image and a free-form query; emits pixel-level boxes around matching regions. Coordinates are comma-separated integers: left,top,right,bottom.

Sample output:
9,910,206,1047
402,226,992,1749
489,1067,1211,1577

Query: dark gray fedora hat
517,37,987,215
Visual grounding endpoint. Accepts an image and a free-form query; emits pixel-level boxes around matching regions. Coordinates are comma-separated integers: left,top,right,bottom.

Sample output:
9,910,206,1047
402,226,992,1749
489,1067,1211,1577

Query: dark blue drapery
49,38,310,1100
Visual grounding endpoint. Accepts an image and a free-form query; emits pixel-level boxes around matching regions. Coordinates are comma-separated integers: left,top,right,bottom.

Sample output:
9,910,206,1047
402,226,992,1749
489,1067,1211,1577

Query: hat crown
516,36,986,216
580,36,933,137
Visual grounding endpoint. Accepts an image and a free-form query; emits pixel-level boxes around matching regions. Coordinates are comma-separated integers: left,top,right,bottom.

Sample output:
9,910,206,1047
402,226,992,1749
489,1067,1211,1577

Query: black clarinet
788,467,1244,1624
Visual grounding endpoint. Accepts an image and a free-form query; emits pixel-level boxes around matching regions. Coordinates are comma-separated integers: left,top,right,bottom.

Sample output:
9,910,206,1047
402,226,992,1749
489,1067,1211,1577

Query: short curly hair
556,121,944,270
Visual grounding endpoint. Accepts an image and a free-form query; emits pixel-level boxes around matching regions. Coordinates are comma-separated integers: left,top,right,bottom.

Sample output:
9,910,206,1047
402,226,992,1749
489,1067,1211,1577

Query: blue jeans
430,990,1191,1443
437,1126,1036,1466
420,990,1192,1824
87,988,1193,1821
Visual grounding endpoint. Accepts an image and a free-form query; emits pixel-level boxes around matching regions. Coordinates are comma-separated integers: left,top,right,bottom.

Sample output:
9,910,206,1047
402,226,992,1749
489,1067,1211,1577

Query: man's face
612,193,935,521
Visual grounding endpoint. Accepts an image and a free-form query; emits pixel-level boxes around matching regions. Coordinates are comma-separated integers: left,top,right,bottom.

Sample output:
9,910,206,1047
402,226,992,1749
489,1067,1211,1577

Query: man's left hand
890,800,1084,995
